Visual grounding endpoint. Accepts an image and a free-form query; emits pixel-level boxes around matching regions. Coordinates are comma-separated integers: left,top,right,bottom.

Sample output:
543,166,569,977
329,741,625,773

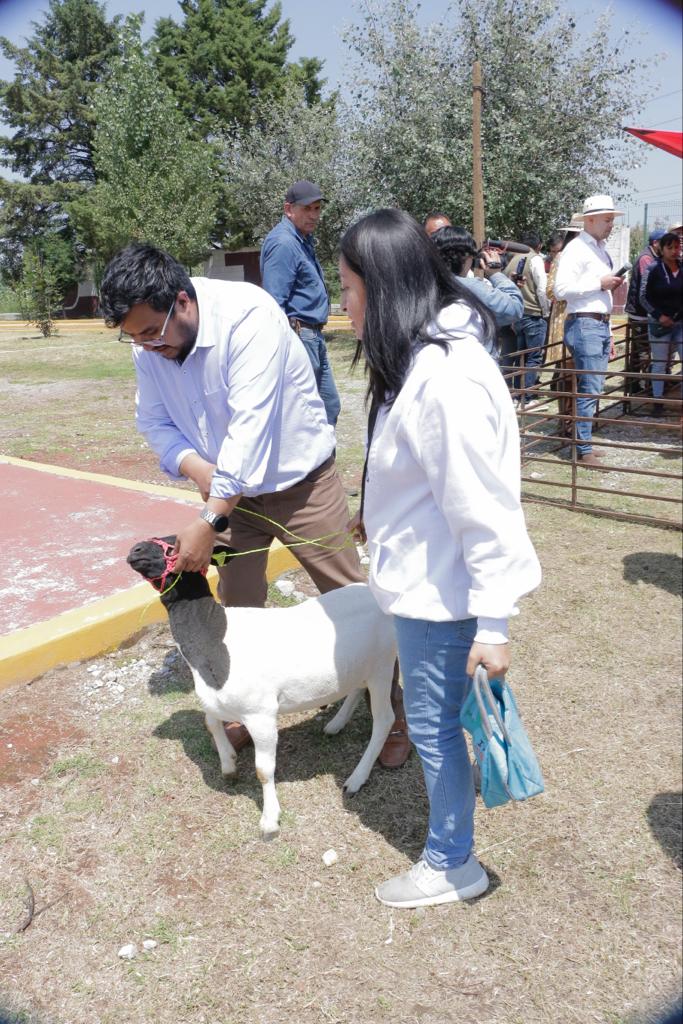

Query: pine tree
0,0,121,185
153,0,324,141
0,0,120,282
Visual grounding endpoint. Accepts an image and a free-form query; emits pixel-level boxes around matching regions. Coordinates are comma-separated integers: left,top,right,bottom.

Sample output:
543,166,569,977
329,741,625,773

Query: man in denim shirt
260,181,341,425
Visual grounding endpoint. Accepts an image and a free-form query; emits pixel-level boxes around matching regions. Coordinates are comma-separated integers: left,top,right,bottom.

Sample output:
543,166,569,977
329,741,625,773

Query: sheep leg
205,712,237,778
323,689,363,735
343,670,394,794
243,714,281,838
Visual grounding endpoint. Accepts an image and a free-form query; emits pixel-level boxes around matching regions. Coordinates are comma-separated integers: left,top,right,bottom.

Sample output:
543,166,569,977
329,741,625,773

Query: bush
17,235,76,336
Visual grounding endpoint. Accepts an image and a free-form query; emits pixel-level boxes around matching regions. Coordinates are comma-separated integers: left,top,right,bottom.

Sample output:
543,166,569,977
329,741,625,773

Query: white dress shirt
363,303,541,645
553,230,613,314
133,278,335,499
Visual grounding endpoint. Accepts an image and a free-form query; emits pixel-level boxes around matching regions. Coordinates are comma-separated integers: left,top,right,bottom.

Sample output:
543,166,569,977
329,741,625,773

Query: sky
0,0,681,229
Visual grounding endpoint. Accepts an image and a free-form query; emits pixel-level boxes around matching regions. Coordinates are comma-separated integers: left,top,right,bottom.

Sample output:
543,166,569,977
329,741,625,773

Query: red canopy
623,128,683,159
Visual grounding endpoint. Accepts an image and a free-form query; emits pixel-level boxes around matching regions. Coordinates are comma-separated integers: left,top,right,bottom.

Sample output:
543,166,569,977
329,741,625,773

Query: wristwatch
199,507,230,533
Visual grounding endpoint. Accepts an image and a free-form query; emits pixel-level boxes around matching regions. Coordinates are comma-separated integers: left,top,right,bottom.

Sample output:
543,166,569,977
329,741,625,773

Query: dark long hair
430,225,478,276
340,209,495,406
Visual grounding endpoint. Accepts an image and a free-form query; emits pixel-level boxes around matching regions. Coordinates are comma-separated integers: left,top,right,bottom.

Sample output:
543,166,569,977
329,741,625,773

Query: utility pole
472,61,485,247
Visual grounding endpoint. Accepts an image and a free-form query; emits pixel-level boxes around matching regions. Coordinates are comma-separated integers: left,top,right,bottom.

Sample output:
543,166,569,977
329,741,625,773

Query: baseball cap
285,180,324,205
648,229,666,243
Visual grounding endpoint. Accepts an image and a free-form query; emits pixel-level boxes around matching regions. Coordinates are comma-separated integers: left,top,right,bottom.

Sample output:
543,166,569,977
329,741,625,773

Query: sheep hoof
343,774,367,796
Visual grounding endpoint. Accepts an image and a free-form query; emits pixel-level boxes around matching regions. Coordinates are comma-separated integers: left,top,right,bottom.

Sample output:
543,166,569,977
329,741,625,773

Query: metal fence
506,321,683,529
642,201,683,242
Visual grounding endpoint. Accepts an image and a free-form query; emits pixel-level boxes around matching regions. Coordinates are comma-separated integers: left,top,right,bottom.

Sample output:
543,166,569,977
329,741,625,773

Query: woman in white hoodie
340,209,541,909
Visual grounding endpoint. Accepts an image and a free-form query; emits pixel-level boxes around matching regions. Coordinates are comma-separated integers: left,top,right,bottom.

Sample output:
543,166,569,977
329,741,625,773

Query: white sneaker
375,855,489,908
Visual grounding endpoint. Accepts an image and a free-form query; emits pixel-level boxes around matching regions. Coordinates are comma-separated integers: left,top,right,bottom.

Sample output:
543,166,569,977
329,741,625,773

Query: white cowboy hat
580,194,624,217
559,213,583,231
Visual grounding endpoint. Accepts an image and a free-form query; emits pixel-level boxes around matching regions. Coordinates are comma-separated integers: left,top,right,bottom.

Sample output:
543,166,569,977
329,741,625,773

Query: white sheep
127,537,397,837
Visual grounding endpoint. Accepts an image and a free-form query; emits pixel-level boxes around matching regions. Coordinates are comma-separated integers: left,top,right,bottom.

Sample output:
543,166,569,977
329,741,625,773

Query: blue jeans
393,615,477,871
564,317,611,455
648,322,683,399
500,315,546,393
298,327,341,426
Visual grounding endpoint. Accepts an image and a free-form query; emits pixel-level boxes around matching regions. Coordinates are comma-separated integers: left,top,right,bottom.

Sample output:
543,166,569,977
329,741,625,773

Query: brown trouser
217,455,364,607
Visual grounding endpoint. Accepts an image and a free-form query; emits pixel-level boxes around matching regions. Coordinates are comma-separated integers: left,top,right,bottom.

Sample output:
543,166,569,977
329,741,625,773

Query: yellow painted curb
0,458,300,691
0,455,204,500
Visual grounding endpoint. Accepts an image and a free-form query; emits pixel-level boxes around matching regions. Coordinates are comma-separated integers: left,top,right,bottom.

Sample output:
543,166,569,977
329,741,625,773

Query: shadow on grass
0,1002,50,1024
646,792,682,870
622,552,683,598
152,704,433,861
147,650,194,695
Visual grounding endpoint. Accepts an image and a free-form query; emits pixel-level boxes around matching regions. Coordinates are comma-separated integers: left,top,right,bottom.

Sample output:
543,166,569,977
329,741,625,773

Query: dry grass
0,326,681,1024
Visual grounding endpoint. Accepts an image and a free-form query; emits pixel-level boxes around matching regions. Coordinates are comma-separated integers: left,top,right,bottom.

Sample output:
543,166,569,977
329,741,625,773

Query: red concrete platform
0,457,297,689
1,458,201,634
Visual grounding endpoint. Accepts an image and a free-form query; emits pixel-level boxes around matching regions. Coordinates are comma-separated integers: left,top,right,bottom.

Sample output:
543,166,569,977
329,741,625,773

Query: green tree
17,234,78,336
153,0,325,141
0,0,120,281
72,22,219,271
342,0,646,237
629,224,645,264
0,0,121,183
0,179,81,283
219,83,346,266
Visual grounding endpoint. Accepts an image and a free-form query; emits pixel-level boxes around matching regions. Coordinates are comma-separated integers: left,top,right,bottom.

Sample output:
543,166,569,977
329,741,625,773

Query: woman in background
642,231,683,417
340,209,541,909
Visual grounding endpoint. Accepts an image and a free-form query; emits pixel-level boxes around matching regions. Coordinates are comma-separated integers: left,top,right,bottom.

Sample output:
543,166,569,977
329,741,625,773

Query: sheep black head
126,536,236,606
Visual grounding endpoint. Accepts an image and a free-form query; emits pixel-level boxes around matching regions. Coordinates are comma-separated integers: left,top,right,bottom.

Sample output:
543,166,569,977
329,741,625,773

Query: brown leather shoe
223,721,252,752
379,718,411,768
578,453,603,468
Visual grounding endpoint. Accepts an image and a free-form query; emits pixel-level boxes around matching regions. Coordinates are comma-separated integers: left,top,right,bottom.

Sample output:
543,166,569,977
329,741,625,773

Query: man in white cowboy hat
553,194,625,466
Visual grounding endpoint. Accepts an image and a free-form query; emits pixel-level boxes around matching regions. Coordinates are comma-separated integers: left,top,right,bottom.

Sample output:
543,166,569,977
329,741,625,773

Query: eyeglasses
118,300,176,346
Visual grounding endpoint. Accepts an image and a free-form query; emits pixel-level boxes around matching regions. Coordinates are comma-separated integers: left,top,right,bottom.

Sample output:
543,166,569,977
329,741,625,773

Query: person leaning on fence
553,194,625,467
640,231,683,418
340,209,541,909
546,215,582,434
98,242,409,767
260,180,341,426
625,228,666,395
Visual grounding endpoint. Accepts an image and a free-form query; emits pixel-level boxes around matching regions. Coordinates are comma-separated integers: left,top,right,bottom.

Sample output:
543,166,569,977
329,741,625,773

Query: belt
567,312,610,323
289,317,326,332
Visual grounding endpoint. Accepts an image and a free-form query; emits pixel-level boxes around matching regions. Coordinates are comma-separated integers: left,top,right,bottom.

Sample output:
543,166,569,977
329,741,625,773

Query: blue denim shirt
459,273,524,330
260,217,329,325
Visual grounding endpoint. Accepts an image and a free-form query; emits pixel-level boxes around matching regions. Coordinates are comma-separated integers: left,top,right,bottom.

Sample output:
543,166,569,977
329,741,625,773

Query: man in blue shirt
260,180,341,425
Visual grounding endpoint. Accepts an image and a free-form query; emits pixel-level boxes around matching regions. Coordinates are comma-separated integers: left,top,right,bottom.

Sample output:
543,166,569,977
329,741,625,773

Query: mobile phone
614,262,632,277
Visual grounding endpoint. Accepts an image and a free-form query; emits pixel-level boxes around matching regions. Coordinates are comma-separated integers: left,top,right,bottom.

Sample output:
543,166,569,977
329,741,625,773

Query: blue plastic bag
461,666,544,809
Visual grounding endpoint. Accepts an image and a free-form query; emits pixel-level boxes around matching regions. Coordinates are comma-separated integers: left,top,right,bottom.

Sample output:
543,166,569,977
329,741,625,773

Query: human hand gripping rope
143,507,359,599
